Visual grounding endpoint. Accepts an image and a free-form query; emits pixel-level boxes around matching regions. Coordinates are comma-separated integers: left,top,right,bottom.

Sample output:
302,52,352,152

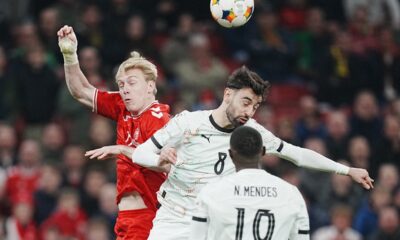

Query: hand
348,167,374,190
159,147,177,165
57,25,78,55
85,145,124,160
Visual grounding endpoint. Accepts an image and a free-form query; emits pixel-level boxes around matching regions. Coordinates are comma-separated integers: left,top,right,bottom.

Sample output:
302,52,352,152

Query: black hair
230,126,263,158
226,66,271,100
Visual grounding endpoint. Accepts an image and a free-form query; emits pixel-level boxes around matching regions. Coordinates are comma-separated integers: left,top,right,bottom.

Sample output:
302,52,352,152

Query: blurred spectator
317,160,364,212
279,0,307,30
294,7,332,81
309,0,347,24
79,47,108,89
299,137,330,203
0,45,11,120
41,122,66,163
4,200,37,240
368,206,400,240
161,13,194,71
275,117,298,144
375,115,400,168
295,95,327,145
38,7,62,58
41,225,61,240
41,188,87,240
379,28,400,100
62,145,86,189
77,4,105,50
326,110,350,160
11,21,42,55
313,204,362,240
97,183,117,237
246,6,296,81
173,32,228,108
86,217,111,240
344,0,400,29
376,163,399,193
347,136,372,175
5,139,42,206
0,123,17,168
88,116,114,149
34,164,62,225
9,44,60,139
353,186,392,237
80,167,107,217
350,91,382,145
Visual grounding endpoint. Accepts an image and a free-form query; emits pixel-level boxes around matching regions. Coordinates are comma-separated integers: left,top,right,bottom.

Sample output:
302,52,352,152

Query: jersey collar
209,114,234,133
130,101,159,118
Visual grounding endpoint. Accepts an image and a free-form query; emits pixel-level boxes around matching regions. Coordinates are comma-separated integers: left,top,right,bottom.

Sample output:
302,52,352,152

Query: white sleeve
132,111,187,167
249,120,349,175
289,188,310,240
189,190,209,240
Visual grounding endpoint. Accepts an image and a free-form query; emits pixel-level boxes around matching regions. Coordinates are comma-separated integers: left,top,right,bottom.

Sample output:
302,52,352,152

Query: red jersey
93,90,170,210
6,167,40,205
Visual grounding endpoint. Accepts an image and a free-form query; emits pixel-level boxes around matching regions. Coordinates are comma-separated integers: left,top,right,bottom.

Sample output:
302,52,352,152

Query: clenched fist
57,25,78,64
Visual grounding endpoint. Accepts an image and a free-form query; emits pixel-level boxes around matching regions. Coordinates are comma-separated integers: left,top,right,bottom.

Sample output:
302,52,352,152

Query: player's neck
235,165,259,172
212,106,234,129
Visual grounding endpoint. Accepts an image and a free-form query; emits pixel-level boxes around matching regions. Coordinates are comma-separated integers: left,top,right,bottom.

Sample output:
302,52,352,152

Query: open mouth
238,117,248,124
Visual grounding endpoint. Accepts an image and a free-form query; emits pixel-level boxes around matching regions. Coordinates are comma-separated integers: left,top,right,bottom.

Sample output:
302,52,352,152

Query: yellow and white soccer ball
210,0,254,28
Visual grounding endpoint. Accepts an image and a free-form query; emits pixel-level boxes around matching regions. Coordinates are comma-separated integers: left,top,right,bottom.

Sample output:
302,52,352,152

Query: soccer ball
210,0,254,28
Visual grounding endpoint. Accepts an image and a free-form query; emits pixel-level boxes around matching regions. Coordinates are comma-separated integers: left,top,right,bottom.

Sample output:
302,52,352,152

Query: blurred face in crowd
383,115,400,140
19,140,42,167
378,164,399,192
331,206,353,232
327,111,349,140
0,124,17,150
126,15,145,40
348,136,370,169
14,202,33,225
378,207,399,234
39,165,62,193
39,8,59,37
354,92,378,120
116,68,156,114
84,169,107,197
63,145,85,169
79,47,100,74
306,8,324,34
82,5,102,28
89,117,113,147
42,123,65,151
99,183,118,215
225,88,262,127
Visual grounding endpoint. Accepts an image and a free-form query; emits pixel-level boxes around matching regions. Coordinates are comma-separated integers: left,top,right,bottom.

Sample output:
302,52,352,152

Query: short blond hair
115,51,158,94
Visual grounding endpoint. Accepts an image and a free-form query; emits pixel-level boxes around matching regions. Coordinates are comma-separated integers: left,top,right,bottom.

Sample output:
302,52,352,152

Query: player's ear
223,88,233,104
261,146,266,156
147,80,155,94
228,149,233,159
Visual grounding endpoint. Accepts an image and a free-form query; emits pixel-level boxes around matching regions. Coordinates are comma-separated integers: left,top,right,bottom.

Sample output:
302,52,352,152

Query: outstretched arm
85,144,170,172
278,143,374,189
57,25,95,108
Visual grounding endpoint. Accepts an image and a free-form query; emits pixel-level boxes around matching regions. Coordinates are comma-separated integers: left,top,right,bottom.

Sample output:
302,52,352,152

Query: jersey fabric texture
193,169,310,240
151,110,283,216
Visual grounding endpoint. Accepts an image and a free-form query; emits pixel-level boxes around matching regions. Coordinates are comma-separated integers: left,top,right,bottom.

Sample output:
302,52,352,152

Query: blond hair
115,51,158,95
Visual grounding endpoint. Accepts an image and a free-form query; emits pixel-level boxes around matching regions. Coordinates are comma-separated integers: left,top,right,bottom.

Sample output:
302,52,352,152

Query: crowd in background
0,0,400,239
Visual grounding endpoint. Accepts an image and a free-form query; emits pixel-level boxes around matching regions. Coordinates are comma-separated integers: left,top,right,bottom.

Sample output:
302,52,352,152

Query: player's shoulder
142,102,170,120
172,110,212,125
245,118,273,134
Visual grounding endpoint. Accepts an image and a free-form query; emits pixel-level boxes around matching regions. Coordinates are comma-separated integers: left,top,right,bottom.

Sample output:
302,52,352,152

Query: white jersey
151,110,284,215
192,169,310,240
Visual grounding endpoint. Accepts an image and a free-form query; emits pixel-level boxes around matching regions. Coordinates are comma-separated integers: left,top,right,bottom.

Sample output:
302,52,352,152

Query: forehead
234,88,263,103
116,68,145,82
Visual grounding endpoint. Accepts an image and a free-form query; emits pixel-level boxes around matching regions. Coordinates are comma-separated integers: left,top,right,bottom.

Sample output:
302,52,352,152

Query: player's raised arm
253,122,374,190
57,25,95,108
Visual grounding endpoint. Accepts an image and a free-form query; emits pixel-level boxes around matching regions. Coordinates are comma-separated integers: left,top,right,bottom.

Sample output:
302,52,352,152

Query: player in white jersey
132,66,374,240
190,126,310,240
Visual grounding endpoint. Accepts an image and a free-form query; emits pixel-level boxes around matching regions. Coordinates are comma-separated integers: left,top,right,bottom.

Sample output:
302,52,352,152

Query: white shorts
148,205,191,240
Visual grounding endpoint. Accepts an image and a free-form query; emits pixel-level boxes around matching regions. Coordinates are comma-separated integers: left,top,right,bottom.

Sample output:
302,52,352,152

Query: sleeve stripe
277,141,284,152
298,230,310,235
192,216,207,222
151,136,163,149
92,89,98,113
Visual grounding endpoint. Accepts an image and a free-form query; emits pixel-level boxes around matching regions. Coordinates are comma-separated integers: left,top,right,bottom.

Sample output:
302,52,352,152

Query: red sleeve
94,90,122,121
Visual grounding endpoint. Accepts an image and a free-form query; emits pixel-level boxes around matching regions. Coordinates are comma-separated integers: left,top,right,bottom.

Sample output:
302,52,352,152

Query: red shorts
115,208,156,240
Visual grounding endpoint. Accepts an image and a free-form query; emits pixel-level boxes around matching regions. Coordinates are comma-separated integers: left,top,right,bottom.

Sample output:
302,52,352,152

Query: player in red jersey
57,25,170,239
